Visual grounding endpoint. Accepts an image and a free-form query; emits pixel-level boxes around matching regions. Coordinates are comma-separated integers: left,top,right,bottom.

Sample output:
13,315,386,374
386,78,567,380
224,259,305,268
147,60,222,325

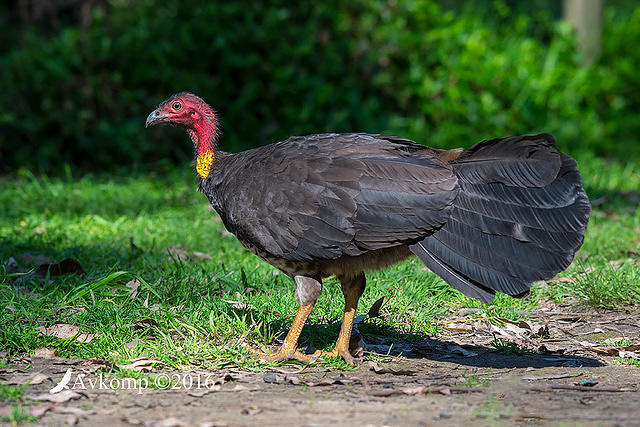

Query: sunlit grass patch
0,384,25,403
0,156,638,368
0,406,40,425
541,258,640,309
612,357,640,367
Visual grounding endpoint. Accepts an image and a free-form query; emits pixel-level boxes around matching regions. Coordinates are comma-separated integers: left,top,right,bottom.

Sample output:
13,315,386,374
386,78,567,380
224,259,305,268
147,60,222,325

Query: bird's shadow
278,319,606,369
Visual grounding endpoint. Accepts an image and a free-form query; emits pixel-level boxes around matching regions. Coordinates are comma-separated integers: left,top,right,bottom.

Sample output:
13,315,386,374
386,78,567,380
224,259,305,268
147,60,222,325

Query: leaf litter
35,324,97,343
165,245,212,263
3,302,640,425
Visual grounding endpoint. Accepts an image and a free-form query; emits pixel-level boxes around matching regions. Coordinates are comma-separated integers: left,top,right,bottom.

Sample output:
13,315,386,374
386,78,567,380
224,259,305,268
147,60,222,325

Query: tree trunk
563,0,603,64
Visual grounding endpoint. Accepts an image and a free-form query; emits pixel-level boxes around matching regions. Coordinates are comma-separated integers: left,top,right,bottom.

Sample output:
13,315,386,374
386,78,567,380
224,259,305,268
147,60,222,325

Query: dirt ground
3,303,640,427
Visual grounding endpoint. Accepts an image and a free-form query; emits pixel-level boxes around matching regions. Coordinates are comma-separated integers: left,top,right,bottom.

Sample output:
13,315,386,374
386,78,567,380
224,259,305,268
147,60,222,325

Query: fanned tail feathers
410,134,590,303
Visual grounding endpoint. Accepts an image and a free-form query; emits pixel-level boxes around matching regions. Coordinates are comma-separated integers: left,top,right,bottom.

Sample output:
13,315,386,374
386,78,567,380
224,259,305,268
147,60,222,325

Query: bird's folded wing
220,134,458,261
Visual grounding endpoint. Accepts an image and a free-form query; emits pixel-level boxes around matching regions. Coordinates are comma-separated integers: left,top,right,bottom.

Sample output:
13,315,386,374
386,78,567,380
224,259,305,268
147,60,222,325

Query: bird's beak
146,109,170,127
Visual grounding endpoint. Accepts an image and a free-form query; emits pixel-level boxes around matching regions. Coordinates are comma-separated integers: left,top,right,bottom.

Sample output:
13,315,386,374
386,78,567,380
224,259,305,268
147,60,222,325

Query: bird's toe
318,349,359,366
250,347,318,363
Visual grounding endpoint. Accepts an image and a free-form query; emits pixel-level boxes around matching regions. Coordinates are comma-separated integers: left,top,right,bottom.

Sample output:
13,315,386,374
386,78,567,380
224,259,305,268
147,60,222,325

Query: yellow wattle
196,150,215,178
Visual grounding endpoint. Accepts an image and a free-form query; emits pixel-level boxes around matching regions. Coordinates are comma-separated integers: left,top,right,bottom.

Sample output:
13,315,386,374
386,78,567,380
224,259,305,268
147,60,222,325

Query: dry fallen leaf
608,259,632,270
166,245,189,261
36,324,96,343
33,347,58,358
187,389,216,397
29,373,50,385
571,340,640,356
5,372,49,385
31,390,82,403
368,361,418,376
126,279,141,301
447,345,478,357
438,386,452,395
223,300,257,311
35,258,85,277
191,251,212,260
443,323,474,333
117,357,161,372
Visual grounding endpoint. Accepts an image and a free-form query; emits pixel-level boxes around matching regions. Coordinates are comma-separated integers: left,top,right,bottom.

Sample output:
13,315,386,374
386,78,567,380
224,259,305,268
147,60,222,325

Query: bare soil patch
2,303,639,426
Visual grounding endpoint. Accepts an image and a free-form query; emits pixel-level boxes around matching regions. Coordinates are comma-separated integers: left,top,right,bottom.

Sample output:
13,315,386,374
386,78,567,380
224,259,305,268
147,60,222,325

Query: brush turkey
146,92,590,364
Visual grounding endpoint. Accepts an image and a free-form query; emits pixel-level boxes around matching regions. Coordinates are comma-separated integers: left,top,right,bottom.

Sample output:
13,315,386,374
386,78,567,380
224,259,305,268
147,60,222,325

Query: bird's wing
218,133,458,262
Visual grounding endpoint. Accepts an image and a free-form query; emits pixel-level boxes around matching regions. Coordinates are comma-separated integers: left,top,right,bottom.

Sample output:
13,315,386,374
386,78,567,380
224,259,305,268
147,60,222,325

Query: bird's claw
250,347,321,363
317,348,358,365
249,346,357,365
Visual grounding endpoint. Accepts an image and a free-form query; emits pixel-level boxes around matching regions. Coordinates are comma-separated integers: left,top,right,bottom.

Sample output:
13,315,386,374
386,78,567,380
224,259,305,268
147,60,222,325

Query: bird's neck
189,118,218,179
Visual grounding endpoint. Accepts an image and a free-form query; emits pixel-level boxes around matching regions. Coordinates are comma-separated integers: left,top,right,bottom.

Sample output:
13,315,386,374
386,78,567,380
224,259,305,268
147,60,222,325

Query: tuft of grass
461,370,488,388
490,337,530,355
0,155,638,368
612,357,640,367
0,406,40,425
471,394,511,420
0,384,25,403
609,338,637,347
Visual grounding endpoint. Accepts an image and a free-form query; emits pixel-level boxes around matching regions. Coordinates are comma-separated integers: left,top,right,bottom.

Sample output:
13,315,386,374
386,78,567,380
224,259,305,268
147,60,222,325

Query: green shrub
1,1,638,174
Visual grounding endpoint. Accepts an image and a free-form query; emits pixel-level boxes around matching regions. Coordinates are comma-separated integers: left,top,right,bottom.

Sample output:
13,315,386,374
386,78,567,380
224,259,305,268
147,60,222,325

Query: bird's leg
319,273,365,365
252,275,322,362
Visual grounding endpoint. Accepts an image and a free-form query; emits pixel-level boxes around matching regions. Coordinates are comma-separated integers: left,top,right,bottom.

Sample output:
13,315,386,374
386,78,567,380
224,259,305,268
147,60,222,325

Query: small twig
555,326,579,337
530,384,636,392
522,372,583,381
368,385,486,397
518,413,638,422
592,315,637,325
447,386,487,393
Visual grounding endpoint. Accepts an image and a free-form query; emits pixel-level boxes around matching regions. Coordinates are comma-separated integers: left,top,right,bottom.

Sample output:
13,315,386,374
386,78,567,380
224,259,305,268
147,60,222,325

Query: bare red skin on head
160,92,218,154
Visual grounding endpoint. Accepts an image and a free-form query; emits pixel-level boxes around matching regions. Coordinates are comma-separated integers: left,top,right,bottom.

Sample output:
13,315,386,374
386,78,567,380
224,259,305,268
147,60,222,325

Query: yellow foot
250,347,320,363
317,348,357,365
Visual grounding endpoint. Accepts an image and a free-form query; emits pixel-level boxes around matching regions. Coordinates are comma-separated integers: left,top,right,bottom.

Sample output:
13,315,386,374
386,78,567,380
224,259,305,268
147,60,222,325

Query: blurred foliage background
1,0,639,175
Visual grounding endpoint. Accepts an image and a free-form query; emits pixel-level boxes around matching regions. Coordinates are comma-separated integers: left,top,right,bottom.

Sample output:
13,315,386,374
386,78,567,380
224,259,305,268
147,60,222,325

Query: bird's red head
146,92,218,178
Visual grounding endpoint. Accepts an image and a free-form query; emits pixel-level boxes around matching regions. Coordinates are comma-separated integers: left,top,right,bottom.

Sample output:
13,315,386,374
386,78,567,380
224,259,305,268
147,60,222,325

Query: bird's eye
172,101,182,111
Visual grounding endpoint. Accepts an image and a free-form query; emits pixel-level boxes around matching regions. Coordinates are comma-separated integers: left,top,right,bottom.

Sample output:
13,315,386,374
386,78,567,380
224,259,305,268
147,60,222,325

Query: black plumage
147,93,590,364
201,134,459,266
201,132,588,294
410,134,590,302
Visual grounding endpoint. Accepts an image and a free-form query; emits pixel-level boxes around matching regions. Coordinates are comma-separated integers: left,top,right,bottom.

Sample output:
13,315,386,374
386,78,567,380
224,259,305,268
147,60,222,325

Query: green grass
613,357,640,367
0,384,25,403
0,406,39,425
490,337,530,355
460,370,488,388
0,154,639,370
